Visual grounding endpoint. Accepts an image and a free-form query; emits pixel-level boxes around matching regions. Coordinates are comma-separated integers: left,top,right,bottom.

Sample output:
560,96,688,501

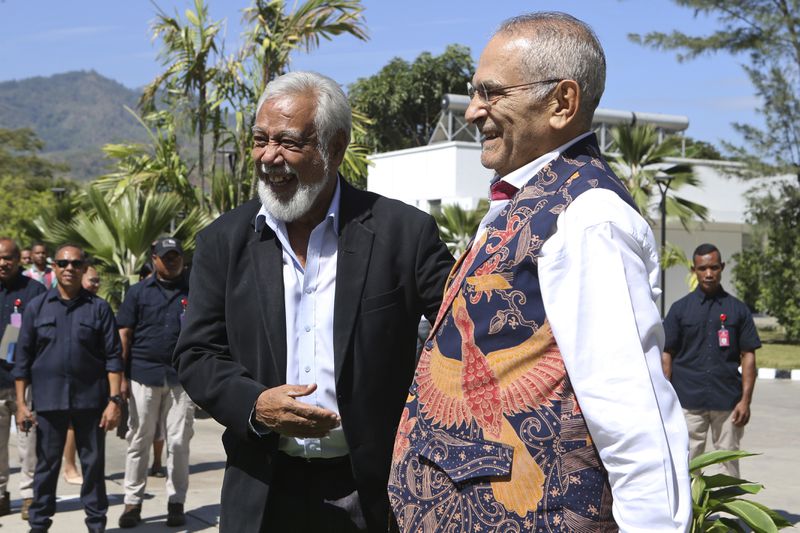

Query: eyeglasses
467,79,563,104
55,259,84,269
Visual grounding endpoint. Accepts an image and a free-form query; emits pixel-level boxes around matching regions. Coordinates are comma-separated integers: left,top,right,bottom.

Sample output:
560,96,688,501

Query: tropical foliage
0,128,75,243
607,124,708,228
140,0,222,201
241,0,368,92
732,182,800,341
27,186,212,308
689,450,790,532
94,108,195,206
607,124,710,282
629,0,800,182
434,200,488,257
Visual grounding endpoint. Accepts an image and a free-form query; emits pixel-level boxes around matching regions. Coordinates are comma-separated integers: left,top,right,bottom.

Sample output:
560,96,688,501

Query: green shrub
690,450,791,532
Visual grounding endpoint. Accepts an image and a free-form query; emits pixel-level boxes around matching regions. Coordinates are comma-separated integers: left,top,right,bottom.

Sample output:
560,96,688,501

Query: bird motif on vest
414,282,565,516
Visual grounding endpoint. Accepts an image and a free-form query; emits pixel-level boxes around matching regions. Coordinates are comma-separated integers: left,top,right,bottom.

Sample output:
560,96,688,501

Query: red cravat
489,180,519,201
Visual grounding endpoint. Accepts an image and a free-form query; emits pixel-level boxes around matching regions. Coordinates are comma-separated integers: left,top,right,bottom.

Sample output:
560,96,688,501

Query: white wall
655,221,746,311
368,141,491,210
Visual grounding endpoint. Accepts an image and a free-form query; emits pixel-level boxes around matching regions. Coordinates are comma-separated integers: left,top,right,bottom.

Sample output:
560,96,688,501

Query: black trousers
29,409,108,531
261,452,367,533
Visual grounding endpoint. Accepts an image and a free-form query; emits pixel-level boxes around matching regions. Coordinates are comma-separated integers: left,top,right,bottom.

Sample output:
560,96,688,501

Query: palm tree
607,124,708,228
241,0,368,91
434,200,489,257
94,107,195,207
608,124,710,287
141,0,222,202
209,1,371,201
31,186,213,307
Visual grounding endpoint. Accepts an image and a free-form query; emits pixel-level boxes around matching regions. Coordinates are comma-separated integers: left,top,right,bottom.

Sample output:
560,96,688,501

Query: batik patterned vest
388,134,637,532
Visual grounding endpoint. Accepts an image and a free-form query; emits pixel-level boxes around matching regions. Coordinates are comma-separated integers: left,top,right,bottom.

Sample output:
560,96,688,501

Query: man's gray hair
255,71,351,166
495,12,605,127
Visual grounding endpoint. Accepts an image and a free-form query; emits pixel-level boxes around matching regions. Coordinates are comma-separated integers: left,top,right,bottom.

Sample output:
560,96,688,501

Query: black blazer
174,180,454,532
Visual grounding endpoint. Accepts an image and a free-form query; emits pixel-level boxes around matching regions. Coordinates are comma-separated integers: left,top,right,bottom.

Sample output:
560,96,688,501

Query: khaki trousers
683,408,744,477
0,386,36,498
123,380,195,505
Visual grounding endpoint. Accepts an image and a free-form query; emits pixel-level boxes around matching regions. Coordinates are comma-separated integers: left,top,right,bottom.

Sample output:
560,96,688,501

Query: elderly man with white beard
174,71,454,533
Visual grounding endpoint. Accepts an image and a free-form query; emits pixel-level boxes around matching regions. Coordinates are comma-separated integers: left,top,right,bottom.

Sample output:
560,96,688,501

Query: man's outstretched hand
254,384,340,438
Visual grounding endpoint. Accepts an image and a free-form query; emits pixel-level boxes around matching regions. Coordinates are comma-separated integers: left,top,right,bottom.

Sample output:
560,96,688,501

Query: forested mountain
0,70,148,180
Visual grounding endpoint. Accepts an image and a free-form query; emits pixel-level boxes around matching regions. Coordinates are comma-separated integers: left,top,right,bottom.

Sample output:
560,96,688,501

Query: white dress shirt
477,134,692,531
257,179,348,458
475,131,593,241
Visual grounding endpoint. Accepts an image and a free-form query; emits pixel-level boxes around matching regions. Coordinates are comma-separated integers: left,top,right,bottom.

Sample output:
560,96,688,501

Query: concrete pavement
2,413,224,532
740,379,800,529
0,380,797,532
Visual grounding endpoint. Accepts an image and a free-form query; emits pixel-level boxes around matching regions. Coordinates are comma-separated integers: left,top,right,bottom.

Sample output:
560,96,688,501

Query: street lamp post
655,174,674,318
50,187,66,201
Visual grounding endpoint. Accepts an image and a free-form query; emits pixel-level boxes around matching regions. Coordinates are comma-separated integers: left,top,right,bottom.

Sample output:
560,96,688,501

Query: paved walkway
0,380,797,532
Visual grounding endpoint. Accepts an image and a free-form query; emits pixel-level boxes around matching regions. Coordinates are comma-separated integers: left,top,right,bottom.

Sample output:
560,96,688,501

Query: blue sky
1,0,760,148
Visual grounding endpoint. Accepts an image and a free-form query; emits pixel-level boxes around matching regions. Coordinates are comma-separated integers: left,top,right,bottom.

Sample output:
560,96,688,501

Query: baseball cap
153,237,183,257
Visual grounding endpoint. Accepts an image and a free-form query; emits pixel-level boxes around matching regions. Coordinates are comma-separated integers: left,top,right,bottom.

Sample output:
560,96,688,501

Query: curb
757,368,800,380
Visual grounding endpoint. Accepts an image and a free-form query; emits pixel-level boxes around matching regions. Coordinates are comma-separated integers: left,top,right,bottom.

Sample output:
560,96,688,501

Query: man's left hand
99,402,121,431
731,401,750,427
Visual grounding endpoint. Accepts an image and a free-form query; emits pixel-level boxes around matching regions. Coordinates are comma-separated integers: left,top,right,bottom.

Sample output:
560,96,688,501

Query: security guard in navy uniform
117,236,193,528
13,243,123,533
0,237,45,518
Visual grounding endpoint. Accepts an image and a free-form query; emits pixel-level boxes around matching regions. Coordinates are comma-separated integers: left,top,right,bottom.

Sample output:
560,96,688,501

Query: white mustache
260,162,295,177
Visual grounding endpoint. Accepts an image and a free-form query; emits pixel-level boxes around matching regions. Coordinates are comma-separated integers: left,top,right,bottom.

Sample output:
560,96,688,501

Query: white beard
257,162,332,222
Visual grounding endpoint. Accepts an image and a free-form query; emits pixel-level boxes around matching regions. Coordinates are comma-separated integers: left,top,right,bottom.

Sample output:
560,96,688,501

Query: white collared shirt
476,133,691,531
256,178,348,458
474,131,593,241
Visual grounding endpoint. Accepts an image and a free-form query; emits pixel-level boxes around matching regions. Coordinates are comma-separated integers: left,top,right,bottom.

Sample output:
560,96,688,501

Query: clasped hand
254,383,340,438
15,405,35,433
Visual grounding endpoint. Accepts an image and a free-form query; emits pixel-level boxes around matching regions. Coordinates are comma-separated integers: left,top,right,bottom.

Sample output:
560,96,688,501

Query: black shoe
118,504,142,528
148,464,166,478
0,490,9,516
166,503,186,527
29,529,48,533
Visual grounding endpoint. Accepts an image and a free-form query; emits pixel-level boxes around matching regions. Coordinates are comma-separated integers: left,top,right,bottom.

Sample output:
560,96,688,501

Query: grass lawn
756,327,800,369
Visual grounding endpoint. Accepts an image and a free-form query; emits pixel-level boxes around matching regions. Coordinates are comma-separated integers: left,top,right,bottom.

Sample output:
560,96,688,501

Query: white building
367,95,783,311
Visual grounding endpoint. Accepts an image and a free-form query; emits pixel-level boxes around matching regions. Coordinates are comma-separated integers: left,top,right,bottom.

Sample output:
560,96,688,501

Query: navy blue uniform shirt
116,275,188,386
0,271,46,389
12,288,123,412
664,287,761,411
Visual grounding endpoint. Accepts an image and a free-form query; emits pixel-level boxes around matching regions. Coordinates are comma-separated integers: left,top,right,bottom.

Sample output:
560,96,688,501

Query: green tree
683,136,724,160
0,128,66,180
607,124,708,228
629,0,800,182
29,186,212,308
241,0,368,92
94,108,195,207
607,124,709,283
212,0,371,197
434,200,488,257
348,44,474,152
141,0,222,201
732,183,800,341
0,127,76,243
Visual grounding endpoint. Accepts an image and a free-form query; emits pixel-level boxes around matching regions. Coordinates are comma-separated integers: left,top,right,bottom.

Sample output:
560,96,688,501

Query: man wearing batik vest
389,12,692,532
